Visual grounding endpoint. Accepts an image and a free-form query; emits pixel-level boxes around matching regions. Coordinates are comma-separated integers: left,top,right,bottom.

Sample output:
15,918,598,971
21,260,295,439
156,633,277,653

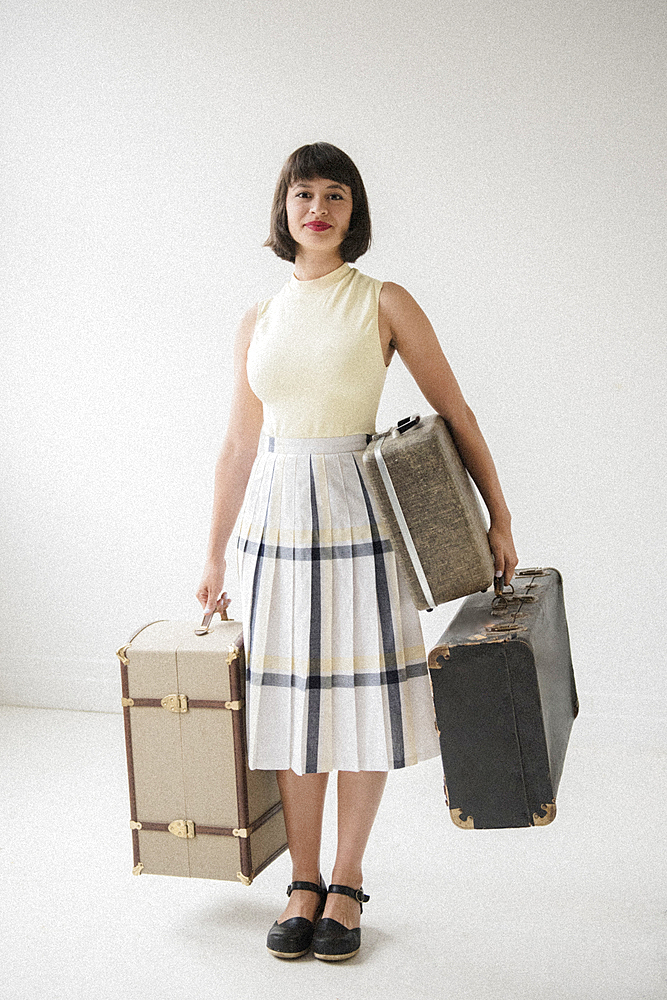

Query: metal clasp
161,694,188,713
168,819,195,839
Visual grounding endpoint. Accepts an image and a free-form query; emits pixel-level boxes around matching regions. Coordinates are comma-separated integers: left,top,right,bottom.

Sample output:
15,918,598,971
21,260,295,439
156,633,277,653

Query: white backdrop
1,0,665,716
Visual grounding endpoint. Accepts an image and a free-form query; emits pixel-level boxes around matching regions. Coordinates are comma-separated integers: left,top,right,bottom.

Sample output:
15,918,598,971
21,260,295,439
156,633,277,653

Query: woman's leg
275,769,329,923
323,770,388,929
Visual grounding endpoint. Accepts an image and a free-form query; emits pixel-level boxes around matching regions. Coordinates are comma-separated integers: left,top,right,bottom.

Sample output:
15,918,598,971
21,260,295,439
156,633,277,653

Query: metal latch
168,819,195,839
515,567,546,576
161,694,188,713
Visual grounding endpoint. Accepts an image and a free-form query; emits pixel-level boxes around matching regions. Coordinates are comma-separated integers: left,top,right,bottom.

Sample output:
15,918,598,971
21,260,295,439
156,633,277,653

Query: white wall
2,0,665,715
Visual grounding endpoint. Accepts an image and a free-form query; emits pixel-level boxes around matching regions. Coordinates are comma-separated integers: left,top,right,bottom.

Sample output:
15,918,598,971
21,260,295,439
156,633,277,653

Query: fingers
204,590,229,614
196,562,230,614
213,591,232,613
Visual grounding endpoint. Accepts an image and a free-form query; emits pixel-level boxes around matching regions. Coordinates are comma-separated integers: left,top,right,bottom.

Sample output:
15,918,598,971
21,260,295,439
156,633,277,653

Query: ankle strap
327,883,370,913
286,876,327,898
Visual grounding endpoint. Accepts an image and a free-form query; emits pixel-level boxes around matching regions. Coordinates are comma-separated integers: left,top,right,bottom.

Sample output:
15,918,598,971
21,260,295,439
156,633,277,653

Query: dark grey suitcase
427,567,578,829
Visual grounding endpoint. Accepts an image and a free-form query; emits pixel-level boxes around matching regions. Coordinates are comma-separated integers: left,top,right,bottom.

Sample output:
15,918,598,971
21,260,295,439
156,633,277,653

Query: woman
197,142,517,962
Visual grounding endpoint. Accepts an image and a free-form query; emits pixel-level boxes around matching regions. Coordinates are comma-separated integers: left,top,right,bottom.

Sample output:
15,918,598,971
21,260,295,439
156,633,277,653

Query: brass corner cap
533,801,557,826
428,645,450,669
450,807,474,829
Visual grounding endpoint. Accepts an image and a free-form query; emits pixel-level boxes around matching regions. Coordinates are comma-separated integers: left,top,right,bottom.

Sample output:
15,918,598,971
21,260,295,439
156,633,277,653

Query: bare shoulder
379,281,418,317
379,281,434,350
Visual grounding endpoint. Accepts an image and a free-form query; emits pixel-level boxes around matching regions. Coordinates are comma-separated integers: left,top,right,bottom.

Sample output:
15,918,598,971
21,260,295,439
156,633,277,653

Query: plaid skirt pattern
235,431,441,775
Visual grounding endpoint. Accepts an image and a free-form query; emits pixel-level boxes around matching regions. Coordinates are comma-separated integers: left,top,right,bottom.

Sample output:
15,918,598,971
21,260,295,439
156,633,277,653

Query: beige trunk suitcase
362,413,495,610
116,611,287,884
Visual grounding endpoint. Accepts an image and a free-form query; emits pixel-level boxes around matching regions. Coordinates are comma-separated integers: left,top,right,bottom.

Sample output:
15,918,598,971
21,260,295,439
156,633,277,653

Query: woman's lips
305,222,332,231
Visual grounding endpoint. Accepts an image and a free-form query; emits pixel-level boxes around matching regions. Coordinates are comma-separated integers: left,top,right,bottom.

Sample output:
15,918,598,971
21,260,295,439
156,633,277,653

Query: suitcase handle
396,414,420,435
492,577,514,611
195,606,229,636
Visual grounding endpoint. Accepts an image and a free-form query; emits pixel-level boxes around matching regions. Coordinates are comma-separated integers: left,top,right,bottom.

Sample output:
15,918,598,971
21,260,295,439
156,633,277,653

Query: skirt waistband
259,430,373,455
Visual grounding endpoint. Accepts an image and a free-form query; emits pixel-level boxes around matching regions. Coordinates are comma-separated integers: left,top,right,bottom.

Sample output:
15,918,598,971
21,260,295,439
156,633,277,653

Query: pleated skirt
235,430,441,775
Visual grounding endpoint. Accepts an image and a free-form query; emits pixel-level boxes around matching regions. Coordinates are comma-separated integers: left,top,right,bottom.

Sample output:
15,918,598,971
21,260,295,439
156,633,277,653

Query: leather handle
194,606,229,636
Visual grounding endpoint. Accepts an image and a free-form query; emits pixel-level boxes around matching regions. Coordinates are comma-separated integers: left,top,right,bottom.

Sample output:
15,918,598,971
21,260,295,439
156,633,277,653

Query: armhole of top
375,279,392,369
248,298,270,351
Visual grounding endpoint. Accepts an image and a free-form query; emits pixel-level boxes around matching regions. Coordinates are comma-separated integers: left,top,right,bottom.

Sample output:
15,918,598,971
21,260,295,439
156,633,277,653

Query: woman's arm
197,304,264,612
379,282,518,584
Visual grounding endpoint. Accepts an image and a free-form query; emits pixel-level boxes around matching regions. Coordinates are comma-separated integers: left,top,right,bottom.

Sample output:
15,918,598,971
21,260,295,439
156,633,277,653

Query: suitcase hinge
168,819,196,839
132,863,144,876
227,644,241,666
225,700,244,711
161,694,188,713
121,697,135,707
233,827,249,839
129,820,142,830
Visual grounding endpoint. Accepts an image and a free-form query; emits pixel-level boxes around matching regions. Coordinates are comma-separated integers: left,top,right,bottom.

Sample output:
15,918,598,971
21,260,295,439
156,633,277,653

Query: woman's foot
312,884,370,962
321,888,363,929
266,877,327,959
276,886,325,924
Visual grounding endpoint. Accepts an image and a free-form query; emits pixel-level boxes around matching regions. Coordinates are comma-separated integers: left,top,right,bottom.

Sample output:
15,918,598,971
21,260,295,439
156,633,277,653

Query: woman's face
285,176,353,258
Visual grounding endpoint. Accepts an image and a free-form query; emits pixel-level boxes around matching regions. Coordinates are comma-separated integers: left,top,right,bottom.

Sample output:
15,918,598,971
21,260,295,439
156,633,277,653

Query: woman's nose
309,199,327,215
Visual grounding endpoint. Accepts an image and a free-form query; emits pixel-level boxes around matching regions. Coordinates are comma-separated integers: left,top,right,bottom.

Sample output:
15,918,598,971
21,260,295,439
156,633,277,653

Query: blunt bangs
264,142,372,263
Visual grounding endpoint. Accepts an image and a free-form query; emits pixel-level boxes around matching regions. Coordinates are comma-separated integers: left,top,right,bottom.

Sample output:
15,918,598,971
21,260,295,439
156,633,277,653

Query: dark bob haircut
264,142,371,263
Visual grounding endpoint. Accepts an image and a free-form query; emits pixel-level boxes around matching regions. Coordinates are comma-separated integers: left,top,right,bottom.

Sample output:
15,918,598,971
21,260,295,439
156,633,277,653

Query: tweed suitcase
427,567,578,829
116,611,287,884
362,413,495,610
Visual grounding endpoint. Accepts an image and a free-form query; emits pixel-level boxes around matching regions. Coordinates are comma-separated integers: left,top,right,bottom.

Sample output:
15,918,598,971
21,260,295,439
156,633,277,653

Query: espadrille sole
266,946,310,959
313,948,360,961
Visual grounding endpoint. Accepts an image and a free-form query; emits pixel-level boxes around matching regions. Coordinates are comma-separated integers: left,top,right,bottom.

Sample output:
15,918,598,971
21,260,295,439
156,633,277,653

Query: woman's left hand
487,521,519,586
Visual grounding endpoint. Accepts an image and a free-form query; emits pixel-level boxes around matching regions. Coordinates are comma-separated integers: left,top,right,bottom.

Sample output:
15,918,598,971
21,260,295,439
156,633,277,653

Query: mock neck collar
288,262,352,292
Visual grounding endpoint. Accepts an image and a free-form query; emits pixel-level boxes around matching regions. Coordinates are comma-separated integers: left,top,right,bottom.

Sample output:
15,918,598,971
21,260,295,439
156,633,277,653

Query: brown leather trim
252,840,289,879
126,698,240,709
135,802,282,839
228,636,252,877
119,660,140,868
247,799,283,834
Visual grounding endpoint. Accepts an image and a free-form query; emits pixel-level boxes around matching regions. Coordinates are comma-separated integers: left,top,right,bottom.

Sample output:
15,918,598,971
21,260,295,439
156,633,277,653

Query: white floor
1,704,665,1000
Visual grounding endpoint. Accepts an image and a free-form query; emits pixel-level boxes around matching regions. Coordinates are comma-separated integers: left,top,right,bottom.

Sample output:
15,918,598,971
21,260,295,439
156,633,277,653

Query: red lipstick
305,222,332,231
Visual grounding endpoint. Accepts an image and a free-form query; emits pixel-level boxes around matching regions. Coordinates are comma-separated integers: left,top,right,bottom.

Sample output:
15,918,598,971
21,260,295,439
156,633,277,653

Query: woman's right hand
196,557,231,615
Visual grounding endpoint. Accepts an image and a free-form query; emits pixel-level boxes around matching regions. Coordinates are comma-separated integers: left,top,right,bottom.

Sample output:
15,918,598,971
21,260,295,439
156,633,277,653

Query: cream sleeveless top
246,262,388,438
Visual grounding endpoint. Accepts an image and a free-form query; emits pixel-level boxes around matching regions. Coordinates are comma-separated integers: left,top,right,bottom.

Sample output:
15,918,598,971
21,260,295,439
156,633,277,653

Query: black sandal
266,876,328,959
312,883,370,962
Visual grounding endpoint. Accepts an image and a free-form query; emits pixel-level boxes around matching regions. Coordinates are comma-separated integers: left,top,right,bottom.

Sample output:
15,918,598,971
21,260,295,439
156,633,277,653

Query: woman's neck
292,251,345,282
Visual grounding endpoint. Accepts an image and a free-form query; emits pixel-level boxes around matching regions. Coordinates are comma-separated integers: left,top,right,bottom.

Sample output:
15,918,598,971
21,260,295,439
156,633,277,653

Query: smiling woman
197,141,517,962
263,142,372,268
